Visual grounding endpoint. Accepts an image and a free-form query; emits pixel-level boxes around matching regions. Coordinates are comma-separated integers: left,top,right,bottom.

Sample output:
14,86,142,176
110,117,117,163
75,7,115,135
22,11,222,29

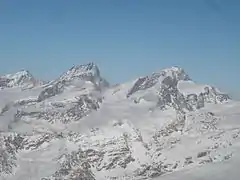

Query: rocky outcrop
0,133,24,174
38,80,66,101
12,95,102,125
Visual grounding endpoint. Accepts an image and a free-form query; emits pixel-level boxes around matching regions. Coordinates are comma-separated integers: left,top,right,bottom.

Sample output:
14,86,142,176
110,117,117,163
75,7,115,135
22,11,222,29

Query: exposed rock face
12,95,102,125
0,133,24,174
38,80,66,101
58,63,102,84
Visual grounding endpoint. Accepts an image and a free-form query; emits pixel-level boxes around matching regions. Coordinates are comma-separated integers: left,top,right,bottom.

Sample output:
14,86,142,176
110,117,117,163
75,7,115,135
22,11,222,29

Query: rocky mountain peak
126,66,229,113
161,66,191,81
0,70,42,89
127,66,190,97
59,62,101,82
38,62,108,101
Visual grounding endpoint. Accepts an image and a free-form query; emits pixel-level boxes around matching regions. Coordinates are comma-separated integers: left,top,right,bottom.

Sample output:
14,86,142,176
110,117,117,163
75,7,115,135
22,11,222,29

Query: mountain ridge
0,63,232,100
0,62,238,180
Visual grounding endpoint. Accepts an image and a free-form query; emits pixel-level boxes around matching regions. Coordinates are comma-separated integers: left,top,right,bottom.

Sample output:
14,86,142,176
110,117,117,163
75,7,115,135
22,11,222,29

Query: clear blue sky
0,0,239,97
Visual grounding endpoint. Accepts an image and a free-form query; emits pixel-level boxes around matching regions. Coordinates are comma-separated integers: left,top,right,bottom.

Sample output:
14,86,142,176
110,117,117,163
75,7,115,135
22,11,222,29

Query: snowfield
0,63,239,180
156,141,240,180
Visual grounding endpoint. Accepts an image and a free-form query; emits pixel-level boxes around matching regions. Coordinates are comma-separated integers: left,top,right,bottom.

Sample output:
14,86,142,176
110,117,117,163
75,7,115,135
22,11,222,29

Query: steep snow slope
0,63,239,180
0,87,43,131
156,140,240,180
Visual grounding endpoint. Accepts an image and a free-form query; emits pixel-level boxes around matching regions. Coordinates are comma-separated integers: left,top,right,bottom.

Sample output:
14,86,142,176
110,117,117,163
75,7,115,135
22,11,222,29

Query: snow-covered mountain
0,70,44,90
38,62,108,102
0,63,239,180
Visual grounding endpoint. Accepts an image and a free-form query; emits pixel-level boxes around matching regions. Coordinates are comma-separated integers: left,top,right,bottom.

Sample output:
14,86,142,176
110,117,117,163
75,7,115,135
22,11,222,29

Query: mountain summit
58,62,108,87
127,66,191,97
37,63,109,101
0,70,43,89
59,62,100,81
